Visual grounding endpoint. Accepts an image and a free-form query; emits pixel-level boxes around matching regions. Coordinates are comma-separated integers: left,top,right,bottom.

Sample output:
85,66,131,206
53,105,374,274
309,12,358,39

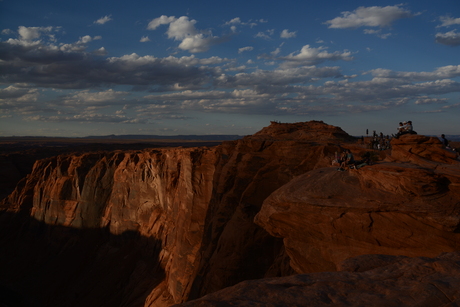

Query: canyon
0,121,459,306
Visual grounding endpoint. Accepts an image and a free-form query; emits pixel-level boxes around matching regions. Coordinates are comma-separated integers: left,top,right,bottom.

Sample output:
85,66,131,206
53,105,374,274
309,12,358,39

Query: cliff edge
1,121,459,307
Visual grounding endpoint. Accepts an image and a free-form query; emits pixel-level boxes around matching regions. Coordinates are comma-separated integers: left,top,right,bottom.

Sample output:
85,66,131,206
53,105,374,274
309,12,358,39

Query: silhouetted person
441,134,450,148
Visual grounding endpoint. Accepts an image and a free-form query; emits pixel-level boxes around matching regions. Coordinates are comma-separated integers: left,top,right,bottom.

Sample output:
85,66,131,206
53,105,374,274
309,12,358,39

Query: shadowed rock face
1,121,459,307
176,251,460,307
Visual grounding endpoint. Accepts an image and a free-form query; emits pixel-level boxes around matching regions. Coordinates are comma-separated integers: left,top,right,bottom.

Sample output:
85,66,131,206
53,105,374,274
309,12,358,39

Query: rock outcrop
255,133,460,274
176,251,460,307
1,121,459,307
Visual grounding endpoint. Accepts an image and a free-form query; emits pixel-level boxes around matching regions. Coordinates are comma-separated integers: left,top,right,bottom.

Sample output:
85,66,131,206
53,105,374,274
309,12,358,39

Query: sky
1,0,459,137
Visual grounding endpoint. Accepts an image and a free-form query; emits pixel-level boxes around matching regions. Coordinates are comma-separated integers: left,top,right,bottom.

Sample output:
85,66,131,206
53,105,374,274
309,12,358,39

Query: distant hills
83,134,243,141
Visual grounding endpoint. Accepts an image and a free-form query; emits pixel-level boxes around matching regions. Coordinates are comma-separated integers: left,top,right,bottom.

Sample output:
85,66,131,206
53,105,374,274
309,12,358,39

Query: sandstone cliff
1,121,459,307
255,143,460,274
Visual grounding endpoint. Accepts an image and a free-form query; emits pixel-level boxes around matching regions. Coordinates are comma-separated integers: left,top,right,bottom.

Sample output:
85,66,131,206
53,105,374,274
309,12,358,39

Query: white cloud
279,45,354,67
224,17,258,31
62,89,129,106
178,35,216,53
325,5,413,29
369,65,460,81
140,36,150,42
1,29,14,35
78,35,100,44
238,46,253,53
93,47,108,56
280,29,297,38
165,16,198,40
224,17,242,26
94,15,112,25
271,48,281,56
439,16,460,27
215,66,343,88
27,112,142,124
435,30,460,46
0,86,39,102
255,29,274,40
147,15,177,30
414,97,447,105
147,15,222,53
18,26,55,40
60,35,101,52
363,29,391,39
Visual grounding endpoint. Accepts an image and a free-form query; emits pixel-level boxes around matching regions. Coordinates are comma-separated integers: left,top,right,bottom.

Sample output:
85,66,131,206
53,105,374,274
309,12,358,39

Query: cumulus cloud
0,28,224,89
147,15,223,53
435,30,460,46
2,21,460,126
224,17,259,32
280,29,297,38
93,47,108,56
325,5,413,28
255,29,274,40
13,26,60,43
439,16,460,27
147,15,177,30
94,15,112,25
279,45,354,67
140,36,150,42
238,46,253,53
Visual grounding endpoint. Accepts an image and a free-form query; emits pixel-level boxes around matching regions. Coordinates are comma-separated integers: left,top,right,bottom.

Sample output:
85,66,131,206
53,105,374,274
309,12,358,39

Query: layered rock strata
1,121,459,307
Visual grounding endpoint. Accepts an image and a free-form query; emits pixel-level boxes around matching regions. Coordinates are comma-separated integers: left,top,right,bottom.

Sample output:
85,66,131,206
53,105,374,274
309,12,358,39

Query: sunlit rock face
255,133,460,274
1,121,459,307
1,148,220,306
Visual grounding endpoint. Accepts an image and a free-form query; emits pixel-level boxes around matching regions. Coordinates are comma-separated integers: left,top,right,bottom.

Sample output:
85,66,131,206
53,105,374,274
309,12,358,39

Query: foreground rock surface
255,133,460,274
176,251,460,307
1,121,459,306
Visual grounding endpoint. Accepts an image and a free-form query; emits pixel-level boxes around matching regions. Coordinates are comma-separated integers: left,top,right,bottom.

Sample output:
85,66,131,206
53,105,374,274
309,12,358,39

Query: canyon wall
1,121,459,306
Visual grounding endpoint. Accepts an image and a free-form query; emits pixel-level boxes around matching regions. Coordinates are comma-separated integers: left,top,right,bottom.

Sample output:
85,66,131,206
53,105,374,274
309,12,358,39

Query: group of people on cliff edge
394,121,416,138
333,150,373,171
335,150,354,171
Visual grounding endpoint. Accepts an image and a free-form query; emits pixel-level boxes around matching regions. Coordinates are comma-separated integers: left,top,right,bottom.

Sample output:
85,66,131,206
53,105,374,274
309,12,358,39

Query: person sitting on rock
338,149,355,171
395,121,416,138
405,121,413,133
395,122,405,138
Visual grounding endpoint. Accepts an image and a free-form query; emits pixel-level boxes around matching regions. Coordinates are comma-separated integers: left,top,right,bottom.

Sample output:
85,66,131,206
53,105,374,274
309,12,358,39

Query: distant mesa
251,120,357,142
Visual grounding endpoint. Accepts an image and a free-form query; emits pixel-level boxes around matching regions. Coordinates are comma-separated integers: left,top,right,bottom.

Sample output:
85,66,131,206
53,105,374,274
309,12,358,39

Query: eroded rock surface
255,133,460,274
1,121,459,307
176,252,460,307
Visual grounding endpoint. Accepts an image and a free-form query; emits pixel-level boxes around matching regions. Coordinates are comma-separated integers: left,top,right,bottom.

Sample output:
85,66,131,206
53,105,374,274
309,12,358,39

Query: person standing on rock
441,134,450,148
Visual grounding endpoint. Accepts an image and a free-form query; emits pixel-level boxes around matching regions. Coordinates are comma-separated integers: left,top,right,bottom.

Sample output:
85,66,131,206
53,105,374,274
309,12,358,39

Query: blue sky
1,0,459,137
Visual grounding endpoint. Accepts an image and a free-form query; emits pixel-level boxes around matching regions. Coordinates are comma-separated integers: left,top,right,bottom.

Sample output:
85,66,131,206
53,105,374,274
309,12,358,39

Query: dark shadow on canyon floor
0,211,165,307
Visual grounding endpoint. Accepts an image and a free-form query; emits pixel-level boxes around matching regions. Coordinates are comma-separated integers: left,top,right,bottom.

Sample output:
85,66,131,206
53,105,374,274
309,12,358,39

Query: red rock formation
176,251,460,307
255,133,460,274
1,121,352,306
1,121,459,306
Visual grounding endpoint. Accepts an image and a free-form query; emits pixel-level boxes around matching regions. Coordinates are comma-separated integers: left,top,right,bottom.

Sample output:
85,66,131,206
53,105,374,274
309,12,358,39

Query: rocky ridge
1,121,459,306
